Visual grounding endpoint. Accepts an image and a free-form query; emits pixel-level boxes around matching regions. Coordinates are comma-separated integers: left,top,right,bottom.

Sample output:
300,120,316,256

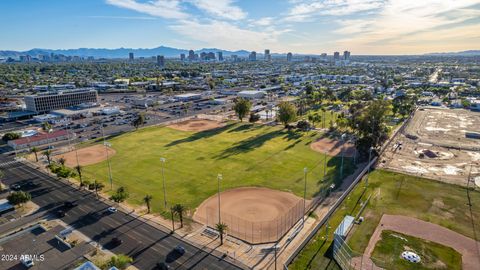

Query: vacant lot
289,170,480,270
81,123,354,214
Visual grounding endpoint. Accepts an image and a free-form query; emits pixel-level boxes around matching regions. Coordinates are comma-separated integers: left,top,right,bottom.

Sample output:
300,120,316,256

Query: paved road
0,156,243,270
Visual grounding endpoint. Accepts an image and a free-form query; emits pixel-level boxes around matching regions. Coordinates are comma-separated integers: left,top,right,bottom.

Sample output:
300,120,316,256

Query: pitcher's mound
194,187,305,244
55,144,116,167
168,119,224,132
311,137,356,157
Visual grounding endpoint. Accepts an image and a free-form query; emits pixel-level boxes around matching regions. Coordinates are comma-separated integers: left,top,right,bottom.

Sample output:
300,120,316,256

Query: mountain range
0,46,253,59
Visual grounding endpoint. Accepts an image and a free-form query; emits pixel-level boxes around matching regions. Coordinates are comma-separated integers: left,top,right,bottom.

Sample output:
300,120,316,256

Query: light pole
160,157,167,209
340,133,347,180
365,146,374,187
303,167,308,226
101,125,113,190
323,150,328,180
217,173,222,225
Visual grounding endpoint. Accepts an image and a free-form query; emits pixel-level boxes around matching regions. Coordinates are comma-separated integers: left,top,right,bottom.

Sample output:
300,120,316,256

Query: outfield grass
289,170,480,270
81,122,355,214
371,230,462,270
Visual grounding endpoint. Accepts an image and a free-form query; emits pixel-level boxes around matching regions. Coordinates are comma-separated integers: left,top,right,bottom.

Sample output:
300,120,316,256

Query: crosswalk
0,160,20,168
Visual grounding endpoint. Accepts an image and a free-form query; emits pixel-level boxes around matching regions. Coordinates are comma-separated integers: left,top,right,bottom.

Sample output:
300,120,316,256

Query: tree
277,101,297,128
110,186,129,203
307,113,322,128
132,113,145,130
172,203,186,228
143,194,153,213
44,150,52,165
108,254,133,270
75,165,83,186
2,132,20,141
215,222,228,245
58,157,66,166
249,112,260,123
42,122,52,132
7,191,31,206
233,98,252,122
31,147,39,162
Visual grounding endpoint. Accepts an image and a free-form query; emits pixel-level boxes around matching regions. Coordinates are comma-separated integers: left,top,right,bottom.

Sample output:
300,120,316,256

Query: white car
21,257,34,268
107,207,117,213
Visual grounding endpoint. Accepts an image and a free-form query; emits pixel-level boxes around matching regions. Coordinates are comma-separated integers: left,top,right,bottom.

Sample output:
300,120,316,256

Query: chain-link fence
204,199,304,244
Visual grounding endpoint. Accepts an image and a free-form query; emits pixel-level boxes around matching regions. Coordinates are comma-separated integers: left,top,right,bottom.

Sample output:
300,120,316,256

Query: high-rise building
231,55,238,62
200,52,207,61
343,51,351,60
180,53,186,61
249,51,257,61
217,52,223,61
264,49,271,61
333,52,340,61
207,52,215,60
129,52,134,61
287,52,293,62
157,55,165,67
188,50,195,61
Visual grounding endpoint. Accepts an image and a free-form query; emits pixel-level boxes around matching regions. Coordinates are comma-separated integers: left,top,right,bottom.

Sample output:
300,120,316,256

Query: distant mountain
425,50,480,56
0,46,253,59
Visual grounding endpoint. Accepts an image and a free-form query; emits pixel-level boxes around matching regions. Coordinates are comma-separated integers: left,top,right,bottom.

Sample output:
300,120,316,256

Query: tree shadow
214,129,284,159
165,123,235,147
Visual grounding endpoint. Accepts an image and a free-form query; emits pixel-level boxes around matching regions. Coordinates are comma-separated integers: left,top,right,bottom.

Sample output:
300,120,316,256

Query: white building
174,93,202,101
237,90,266,99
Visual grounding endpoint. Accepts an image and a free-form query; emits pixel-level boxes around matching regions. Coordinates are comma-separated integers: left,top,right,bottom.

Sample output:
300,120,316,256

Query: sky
0,0,479,55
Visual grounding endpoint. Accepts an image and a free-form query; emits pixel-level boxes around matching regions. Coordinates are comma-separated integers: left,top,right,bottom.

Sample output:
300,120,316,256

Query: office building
24,88,98,113
343,51,350,60
188,50,195,61
157,55,165,67
264,49,271,61
129,52,134,61
249,51,257,61
180,53,186,61
333,52,340,61
287,52,293,62
217,52,223,61
207,52,215,61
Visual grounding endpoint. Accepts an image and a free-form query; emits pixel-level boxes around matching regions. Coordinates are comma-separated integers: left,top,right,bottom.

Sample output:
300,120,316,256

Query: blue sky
1,0,479,54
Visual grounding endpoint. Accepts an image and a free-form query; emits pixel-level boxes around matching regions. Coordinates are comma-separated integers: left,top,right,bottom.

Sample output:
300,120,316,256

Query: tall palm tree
44,150,52,165
30,147,39,162
215,222,228,245
75,165,83,186
143,194,153,213
172,204,186,228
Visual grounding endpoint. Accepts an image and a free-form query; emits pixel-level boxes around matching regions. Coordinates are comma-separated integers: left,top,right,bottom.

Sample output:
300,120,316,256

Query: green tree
143,194,153,213
110,186,129,203
233,98,252,122
172,203,186,228
42,122,52,132
132,113,145,130
31,147,39,162
58,157,66,166
108,254,133,270
75,165,83,186
2,132,20,141
249,112,260,123
277,101,297,128
307,113,321,128
7,191,31,206
215,222,228,245
44,150,52,165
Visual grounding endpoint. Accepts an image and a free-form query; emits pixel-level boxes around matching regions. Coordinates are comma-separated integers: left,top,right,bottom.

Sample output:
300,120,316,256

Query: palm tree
30,147,39,162
215,222,228,245
172,204,186,228
75,165,83,186
44,150,52,165
143,194,153,213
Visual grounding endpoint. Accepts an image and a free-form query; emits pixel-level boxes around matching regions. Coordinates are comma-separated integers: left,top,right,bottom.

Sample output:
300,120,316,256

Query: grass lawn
371,230,462,270
81,122,355,214
289,170,480,270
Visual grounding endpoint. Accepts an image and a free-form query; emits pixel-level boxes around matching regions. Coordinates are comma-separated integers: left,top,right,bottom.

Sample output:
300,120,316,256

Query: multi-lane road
0,155,244,270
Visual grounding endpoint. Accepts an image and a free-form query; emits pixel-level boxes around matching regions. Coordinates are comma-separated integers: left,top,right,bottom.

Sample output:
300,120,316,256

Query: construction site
380,107,480,187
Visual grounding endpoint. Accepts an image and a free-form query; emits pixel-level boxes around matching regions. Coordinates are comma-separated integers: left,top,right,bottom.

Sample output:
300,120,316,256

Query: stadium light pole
217,173,222,225
160,157,167,209
101,125,113,190
340,133,347,180
303,167,308,226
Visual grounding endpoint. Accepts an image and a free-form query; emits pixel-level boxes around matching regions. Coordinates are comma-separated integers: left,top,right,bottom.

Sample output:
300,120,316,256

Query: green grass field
81,122,355,214
371,230,462,270
289,170,480,270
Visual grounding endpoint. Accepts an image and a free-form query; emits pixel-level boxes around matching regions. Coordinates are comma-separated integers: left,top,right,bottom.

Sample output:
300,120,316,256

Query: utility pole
217,174,222,224
160,157,167,209
303,167,308,226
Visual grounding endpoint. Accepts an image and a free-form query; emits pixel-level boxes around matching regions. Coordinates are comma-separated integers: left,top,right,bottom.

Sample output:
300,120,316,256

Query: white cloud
287,0,384,20
188,0,246,20
106,0,187,19
88,15,158,20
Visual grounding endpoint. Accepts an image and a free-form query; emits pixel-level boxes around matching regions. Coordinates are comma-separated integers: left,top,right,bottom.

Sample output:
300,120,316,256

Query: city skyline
0,0,479,55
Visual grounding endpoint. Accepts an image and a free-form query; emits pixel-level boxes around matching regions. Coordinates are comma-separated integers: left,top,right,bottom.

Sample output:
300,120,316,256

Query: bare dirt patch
194,187,305,244
167,119,225,132
310,137,356,157
54,144,116,167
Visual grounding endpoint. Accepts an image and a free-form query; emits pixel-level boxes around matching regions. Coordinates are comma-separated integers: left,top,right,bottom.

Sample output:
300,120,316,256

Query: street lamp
101,125,113,190
160,157,167,209
303,167,308,226
365,146,374,187
340,133,347,180
217,173,222,224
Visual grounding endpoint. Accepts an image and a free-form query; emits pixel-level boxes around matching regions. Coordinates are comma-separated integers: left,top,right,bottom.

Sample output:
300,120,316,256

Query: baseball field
74,120,355,218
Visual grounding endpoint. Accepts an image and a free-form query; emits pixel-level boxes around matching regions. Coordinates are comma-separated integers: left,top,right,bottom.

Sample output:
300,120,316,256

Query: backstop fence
333,236,385,270
204,199,305,244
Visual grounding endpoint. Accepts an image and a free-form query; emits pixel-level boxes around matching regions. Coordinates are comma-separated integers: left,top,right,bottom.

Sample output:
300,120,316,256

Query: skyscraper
333,51,340,61
264,49,271,61
249,51,257,61
180,53,186,61
343,51,351,60
207,52,215,60
287,52,293,62
188,50,195,61
217,52,223,61
129,52,134,61
157,55,165,67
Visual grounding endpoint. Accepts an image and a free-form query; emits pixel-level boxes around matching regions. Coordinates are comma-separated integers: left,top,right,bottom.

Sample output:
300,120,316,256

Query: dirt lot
194,187,305,244
310,137,356,157
167,119,225,132
380,107,480,186
54,144,116,167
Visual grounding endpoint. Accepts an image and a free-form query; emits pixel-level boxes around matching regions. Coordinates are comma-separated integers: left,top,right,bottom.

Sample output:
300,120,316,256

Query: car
155,262,171,270
174,245,186,255
57,210,66,217
21,257,34,268
107,207,117,213
111,237,123,246
11,184,21,190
